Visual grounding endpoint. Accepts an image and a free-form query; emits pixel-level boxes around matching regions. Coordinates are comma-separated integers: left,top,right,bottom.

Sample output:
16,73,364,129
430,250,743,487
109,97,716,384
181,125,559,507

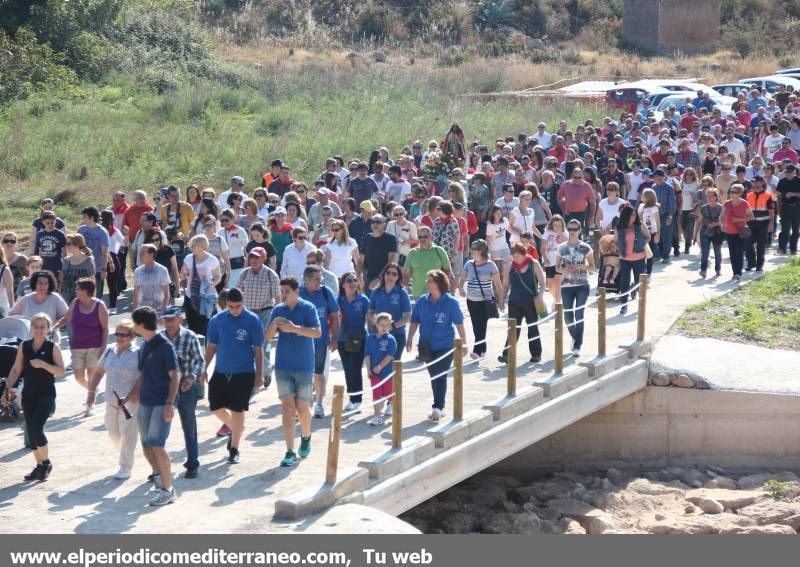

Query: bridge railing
323,274,648,485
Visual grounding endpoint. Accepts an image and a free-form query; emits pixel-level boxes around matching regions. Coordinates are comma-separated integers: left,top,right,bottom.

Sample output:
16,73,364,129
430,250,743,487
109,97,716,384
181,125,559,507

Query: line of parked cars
604,69,800,115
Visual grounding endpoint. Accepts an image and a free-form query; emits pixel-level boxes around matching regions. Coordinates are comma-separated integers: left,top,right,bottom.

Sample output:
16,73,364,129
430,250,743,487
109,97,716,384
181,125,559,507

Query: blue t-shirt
138,334,178,406
207,309,265,374
411,293,464,352
300,285,339,348
369,285,412,335
364,332,397,379
77,224,110,273
337,293,370,342
268,298,320,374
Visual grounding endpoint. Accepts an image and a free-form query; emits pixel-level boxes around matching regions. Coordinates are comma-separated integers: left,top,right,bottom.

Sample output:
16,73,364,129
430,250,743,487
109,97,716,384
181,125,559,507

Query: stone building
622,0,721,54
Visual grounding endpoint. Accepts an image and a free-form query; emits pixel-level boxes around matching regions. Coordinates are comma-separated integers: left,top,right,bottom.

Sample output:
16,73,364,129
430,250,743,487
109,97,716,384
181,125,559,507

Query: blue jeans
700,232,722,273
658,213,674,260
275,370,313,402
726,233,745,276
254,308,273,376
95,272,105,300
618,258,646,305
561,283,590,350
391,329,406,360
428,350,453,411
176,385,198,472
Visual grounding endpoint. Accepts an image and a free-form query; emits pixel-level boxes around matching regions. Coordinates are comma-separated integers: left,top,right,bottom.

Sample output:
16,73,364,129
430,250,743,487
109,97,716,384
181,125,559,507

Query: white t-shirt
217,189,248,210
133,262,171,308
325,238,358,278
638,204,660,235
681,182,700,211
108,229,124,254
183,254,220,298
509,206,535,244
385,179,412,203
724,137,746,163
217,226,248,260
628,172,644,201
764,134,784,161
597,198,623,231
542,229,568,267
386,220,418,256
486,220,510,252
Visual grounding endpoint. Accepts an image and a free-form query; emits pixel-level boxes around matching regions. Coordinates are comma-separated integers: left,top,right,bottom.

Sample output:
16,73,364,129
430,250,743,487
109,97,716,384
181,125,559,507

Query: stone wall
623,0,720,54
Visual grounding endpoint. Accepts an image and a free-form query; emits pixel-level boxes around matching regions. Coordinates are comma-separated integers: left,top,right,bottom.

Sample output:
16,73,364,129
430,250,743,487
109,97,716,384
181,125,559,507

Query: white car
775,68,800,75
712,83,752,99
738,75,800,94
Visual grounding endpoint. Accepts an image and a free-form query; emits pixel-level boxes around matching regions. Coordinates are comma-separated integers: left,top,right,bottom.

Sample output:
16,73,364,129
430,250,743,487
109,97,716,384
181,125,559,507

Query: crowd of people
2,87,800,505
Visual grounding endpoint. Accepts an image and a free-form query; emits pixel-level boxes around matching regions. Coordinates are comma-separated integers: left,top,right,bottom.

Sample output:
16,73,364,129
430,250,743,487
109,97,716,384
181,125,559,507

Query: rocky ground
400,468,800,534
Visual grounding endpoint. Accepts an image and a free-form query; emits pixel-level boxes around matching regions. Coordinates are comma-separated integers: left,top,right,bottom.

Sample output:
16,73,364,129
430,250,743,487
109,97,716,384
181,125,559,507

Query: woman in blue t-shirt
367,263,411,358
407,269,468,422
337,272,370,413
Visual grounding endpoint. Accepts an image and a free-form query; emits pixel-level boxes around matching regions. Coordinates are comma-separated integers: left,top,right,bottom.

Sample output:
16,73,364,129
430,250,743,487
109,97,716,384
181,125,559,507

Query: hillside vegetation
0,0,798,236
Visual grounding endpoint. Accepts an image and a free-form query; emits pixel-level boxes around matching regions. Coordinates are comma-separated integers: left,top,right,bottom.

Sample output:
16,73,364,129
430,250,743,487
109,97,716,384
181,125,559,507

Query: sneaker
715,270,722,277
109,307,117,315
733,275,741,281
530,355,541,363
430,408,442,422
24,465,44,481
228,447,239,464
384,403,392,417
299,436,311,458
755,268,763,273
673,250,680,257
572,348,581,357
184,469,198,479
113,467,131,480
497,355,507,364
469,352,481,361
699,270,707,279
344,401,361,413
367,415,384,426
620,305,628,316
280,450,298,467
149,488,177,506
660,258,669,264
745,266,754,272
777,249,787,255
263,372,272,390
216,424,231,437
84,405,94,417
313,402,325,418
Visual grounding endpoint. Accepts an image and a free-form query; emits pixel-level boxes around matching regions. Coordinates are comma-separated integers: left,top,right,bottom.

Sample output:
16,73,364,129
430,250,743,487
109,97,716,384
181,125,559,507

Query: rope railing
323,274,650,484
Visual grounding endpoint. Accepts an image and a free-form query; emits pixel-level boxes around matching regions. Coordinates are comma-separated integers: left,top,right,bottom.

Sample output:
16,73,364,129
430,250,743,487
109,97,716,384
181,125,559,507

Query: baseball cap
159,305,183,319
653,169,666,177
274,206,287,215
787,164,798,173
316,187,331,195
641,168,653,175
249,246,267,258
360,200,376,212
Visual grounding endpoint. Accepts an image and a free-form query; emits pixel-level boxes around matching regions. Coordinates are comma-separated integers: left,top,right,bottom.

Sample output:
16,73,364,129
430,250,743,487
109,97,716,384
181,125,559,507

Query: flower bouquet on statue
442,151,464,171
422,151,448,181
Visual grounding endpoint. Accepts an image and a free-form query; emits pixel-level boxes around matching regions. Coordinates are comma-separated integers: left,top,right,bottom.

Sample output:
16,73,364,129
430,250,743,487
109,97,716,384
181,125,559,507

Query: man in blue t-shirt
201,288,264,465
132,306,180,506
299,266,338,420
267,276,321,467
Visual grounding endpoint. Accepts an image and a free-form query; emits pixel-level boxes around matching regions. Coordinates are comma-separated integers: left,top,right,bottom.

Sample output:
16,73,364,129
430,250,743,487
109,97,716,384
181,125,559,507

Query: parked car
712,83,752,99
636,90,694,116
738,75,800,94
605,82,674,112
775,68,800,75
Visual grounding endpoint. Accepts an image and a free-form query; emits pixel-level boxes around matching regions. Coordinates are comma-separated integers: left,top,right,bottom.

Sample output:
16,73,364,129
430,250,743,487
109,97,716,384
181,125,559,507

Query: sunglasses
203,223,215,229
151,237,161,242
332,227,342,232
393,212,404,217
296,235,307,240
371,220,385,224
220,218,232,223
2,240,16,244
419,235,431,240
567,227,580,232
385,272,399,277
113,332,132,338
345,278,358,283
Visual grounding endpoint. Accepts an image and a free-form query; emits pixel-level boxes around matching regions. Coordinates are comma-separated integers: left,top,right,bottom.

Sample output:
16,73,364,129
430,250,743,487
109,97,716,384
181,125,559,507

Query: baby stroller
595,230,622,295
0,317,30,422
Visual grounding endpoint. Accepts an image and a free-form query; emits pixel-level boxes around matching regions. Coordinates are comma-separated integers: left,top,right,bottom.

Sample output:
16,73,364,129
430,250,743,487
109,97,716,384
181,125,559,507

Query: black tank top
22,339,56,397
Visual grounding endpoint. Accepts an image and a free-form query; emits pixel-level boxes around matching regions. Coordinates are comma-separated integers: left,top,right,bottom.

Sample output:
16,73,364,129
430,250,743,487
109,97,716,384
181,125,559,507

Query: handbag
229,256,245,270
472,262,499,319
738,226,752,240
418,341,434,362
344,330,364,353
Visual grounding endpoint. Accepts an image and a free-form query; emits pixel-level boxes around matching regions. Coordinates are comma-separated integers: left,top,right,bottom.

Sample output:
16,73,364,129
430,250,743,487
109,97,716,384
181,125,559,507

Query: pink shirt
557,180,595,214
722,199,750,235
773,148,799,165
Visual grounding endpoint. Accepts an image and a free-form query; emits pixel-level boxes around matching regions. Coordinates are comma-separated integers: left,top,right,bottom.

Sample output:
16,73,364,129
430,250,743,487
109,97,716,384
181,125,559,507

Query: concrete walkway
0,246,790,533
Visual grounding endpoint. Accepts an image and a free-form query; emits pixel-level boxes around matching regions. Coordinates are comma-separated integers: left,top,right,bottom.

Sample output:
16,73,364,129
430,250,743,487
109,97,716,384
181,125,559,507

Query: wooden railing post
597,287,607,357
554,303,564,375
637,273,648,342
325,385,344,485
507,318,517,396
453,338,463,420
392,361,403,449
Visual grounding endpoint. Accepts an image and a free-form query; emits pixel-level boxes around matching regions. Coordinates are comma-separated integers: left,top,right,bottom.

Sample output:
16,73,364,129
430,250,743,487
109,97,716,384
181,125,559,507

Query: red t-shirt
722,199,750,235
557,180,595,214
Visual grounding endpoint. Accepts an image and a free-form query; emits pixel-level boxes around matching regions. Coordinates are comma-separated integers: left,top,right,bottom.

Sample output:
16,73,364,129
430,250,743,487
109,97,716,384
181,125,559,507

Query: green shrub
529,48,556,64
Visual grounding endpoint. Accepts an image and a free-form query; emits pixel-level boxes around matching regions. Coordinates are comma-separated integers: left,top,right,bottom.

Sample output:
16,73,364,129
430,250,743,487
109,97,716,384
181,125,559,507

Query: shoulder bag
341,304,365,353
471,262,499,319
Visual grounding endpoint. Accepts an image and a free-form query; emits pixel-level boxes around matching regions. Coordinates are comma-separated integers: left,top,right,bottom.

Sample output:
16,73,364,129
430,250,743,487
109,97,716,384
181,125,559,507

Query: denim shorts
137,404,172,448
275,370,313,402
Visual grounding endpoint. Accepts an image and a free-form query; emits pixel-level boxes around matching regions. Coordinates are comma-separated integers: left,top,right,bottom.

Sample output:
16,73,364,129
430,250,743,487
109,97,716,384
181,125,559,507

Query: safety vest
746,190,773,221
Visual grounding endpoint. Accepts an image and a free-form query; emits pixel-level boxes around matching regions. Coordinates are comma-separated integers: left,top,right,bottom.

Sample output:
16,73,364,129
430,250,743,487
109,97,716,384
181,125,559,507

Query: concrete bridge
0,252,791,533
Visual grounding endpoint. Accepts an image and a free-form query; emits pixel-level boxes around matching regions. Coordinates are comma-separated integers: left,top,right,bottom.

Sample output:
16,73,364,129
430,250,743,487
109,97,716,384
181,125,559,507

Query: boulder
644,514,753,535
650,372,670,386
780,514,800,531
583,512,615,534
737,499,800,525
719,524,796,535
627,478,685,496
686,488,766,512
684,505,696,514
545,497,599,518
671,373,695,388
737,471,799,490
606,468,624,486
695,497,724,515
703,476,737,490
562,519,587,534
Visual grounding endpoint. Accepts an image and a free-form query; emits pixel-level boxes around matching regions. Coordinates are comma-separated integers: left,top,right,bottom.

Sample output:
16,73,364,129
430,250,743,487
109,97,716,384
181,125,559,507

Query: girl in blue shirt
367,262,411,358
407,269,468,422
337,271,370,412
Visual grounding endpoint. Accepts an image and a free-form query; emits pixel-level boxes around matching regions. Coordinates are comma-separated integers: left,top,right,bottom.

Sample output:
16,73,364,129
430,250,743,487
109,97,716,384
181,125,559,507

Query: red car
604,86,651,113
